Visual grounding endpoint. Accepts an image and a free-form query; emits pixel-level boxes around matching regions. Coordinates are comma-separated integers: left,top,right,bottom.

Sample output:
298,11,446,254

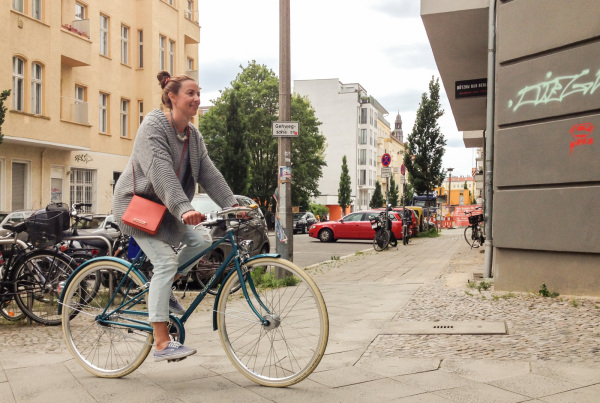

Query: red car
308,210,404,242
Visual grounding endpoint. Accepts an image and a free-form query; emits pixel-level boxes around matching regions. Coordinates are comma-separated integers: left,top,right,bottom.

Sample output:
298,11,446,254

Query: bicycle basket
25,204,70,247
370,217,381,229
468,214,483,225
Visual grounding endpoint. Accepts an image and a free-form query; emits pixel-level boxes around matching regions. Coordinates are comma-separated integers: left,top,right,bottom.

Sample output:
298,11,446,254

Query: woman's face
170,80,200,119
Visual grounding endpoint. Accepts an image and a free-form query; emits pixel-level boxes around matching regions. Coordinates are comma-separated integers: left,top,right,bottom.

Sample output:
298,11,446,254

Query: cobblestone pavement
366,236,600,364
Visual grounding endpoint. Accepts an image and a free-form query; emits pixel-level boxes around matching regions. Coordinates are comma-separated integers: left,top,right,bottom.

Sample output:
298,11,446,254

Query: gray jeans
134,225,212,322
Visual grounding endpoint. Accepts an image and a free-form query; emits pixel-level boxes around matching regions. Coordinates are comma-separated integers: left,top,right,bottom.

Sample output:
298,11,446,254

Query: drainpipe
483,0,497,279
40,148,47,209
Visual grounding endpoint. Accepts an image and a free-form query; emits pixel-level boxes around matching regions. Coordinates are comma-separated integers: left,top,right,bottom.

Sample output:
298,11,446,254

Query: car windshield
74,216,107,229
293,213,305,219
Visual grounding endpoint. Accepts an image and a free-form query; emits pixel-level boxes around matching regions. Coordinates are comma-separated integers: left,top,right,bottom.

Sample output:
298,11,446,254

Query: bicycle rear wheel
62,260,152,378
373,229,390,252
464,226,482,248
216,257,328,387
12,250,76,326
1,296,24,321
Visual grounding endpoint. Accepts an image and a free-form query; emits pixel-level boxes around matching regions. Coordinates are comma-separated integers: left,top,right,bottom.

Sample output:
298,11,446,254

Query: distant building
2,0,200,213
294,79,390,218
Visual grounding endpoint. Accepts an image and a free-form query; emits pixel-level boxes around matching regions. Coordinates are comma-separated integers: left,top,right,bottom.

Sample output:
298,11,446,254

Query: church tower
392,112,404,143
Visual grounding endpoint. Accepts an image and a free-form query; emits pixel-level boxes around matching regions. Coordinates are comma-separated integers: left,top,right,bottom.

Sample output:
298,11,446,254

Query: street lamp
447,168,454,207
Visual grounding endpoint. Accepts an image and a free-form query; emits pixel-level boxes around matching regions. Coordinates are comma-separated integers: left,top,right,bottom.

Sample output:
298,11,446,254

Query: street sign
381,166,391,178
400,175,406,184
272,121,299,137
381,153,391,167
401,163,405,175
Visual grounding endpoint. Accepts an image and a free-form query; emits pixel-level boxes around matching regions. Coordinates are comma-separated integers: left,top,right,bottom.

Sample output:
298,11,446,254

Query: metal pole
483,0,497,279
277,0,293,261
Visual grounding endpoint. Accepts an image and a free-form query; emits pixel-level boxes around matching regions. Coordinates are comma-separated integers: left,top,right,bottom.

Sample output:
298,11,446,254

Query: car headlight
310,225,316,229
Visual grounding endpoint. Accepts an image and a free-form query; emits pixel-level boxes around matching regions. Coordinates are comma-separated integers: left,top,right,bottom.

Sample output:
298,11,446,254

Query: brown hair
157,70,196,109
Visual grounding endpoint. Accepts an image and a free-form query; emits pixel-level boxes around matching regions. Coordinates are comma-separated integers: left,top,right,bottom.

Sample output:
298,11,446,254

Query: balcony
61,97,90,125
186,70,199,82
185,9,199,25
61,22,91,66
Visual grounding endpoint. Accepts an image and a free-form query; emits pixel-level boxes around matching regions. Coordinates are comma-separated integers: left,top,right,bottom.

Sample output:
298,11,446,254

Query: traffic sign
401,163,406,175
272,121,299,137
381,166,391,178
381,153,391,167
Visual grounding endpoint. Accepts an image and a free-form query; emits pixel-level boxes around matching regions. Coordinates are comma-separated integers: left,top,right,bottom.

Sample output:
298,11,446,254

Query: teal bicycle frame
59,223,280,340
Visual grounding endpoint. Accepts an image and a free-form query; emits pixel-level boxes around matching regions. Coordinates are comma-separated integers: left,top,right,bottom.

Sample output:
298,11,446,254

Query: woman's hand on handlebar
182,210,206,225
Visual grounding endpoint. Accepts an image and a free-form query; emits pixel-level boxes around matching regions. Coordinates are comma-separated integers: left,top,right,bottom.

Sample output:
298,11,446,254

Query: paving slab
488,373,581,399
0,382,15,403
539,383,600,403
355,357,441,378
440,359,531,383
431,382,529,403
394,369,474,392
530,361,600,386
308,365,383,388
382,321,507,335
389,392,454,402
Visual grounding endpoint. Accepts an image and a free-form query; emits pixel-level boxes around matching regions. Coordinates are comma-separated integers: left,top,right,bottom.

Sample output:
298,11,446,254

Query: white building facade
294,78,388,218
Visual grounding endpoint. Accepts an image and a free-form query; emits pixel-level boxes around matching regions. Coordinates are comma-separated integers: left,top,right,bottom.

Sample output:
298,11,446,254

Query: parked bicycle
464,207,485,248
60,207,329,386
371,206,397,251
0,205,77,325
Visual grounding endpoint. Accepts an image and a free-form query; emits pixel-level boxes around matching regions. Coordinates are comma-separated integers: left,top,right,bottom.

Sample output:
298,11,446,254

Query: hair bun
157,70,171,89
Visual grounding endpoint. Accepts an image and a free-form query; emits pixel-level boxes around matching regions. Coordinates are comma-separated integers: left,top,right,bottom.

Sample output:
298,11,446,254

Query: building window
99,92,109,133
138,101,143,125
168,40,175,75
359,170,366,186
75,85,86,103
159,35,165,70
70,168,95,213
32,0,42,20
99,15,109,56
187,57,193,71
12,57,25,112
359,129,367,144
120,99,129,137
75,2,85,19
358,149,366,165
360,108,367,124
31,62,42,115
13,0,24,13
137,30,143,68
121,25,129,65
167,0,174,6
186,0,194,19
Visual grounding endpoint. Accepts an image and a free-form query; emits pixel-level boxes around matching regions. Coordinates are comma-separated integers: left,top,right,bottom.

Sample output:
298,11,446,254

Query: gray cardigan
112,109,237,245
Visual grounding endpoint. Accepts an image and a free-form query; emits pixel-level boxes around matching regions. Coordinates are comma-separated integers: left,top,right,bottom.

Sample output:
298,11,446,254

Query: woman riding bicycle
112,71,239,362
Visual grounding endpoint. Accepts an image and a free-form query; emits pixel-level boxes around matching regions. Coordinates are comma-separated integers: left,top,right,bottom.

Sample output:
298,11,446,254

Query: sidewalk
1,231,599,402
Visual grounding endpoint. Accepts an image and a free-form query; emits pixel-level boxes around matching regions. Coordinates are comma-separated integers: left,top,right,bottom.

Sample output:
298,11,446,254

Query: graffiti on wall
508,69,600,112
74,153,93,163
570,123,594,155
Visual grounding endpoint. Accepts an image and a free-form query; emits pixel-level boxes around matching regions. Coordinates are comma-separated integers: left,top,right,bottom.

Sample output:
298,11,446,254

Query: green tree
0,90,11,145
369,181,385,208
221,91,251,194
337,155,352,212
464,181,468,189
389,176,399,207
403,76,447,211
403,175,415,205
309,203,329,219
199,61,326,209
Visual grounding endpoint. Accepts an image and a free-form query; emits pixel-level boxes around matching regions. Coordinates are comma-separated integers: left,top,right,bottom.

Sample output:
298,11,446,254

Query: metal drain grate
382,321,507,335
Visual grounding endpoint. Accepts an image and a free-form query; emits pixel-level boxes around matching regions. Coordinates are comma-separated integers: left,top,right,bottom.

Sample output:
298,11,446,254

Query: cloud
378,89,425,114
372,0,420,18
385,44,436,70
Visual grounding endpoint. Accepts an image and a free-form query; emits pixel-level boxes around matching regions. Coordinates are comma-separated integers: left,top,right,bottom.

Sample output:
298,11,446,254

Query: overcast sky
197,0,475,177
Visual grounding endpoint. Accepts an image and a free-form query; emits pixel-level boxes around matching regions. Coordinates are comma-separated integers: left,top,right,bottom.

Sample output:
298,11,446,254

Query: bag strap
131,137,189,196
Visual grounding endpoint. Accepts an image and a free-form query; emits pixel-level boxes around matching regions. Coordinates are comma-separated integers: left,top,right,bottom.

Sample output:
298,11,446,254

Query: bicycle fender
58,256,147,315
246,253,280,263
212,267,241,331
168,315,186,344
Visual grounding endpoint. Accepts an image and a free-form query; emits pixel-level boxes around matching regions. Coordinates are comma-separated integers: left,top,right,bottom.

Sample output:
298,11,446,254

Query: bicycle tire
62,259,152,378
216,257,328,387
464,226,481,248
402,226,409,245
373,229,390,252
12,250,76,326
1,297,25,321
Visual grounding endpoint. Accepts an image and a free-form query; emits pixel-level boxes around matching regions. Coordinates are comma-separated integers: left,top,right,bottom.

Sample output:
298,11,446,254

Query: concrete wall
493,0,600,295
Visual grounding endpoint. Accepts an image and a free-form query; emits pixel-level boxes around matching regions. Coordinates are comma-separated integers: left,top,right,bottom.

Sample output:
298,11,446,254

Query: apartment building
376,113,405,200
294,79,390,219
3,0,200,213
422,0,600,295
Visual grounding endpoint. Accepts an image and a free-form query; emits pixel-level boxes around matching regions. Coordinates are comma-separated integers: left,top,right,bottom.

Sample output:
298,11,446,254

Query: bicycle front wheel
216,258,328,387
373,229,390,252
12,250,76,326
464,226,482,248
62,260,152,378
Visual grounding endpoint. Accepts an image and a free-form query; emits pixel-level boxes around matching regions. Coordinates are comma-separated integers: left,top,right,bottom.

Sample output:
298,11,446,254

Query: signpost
381,167,392,178
272,121,299,137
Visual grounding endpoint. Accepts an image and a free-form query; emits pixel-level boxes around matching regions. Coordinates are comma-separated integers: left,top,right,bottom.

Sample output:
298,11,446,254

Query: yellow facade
2,0,200,213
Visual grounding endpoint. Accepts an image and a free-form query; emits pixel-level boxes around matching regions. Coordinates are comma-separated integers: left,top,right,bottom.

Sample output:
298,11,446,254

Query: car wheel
318,229,333,242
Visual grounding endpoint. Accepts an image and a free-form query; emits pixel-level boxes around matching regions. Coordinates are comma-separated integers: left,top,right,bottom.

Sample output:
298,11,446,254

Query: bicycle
0,218,76,325
371,207,396,251
60,207,329,386
464,207,485,248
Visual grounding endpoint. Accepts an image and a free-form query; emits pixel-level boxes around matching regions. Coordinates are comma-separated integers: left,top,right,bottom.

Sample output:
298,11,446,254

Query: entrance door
12,162,27,210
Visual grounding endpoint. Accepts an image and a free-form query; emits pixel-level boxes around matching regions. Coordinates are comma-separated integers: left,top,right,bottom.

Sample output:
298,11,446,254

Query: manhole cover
382,321,507,335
